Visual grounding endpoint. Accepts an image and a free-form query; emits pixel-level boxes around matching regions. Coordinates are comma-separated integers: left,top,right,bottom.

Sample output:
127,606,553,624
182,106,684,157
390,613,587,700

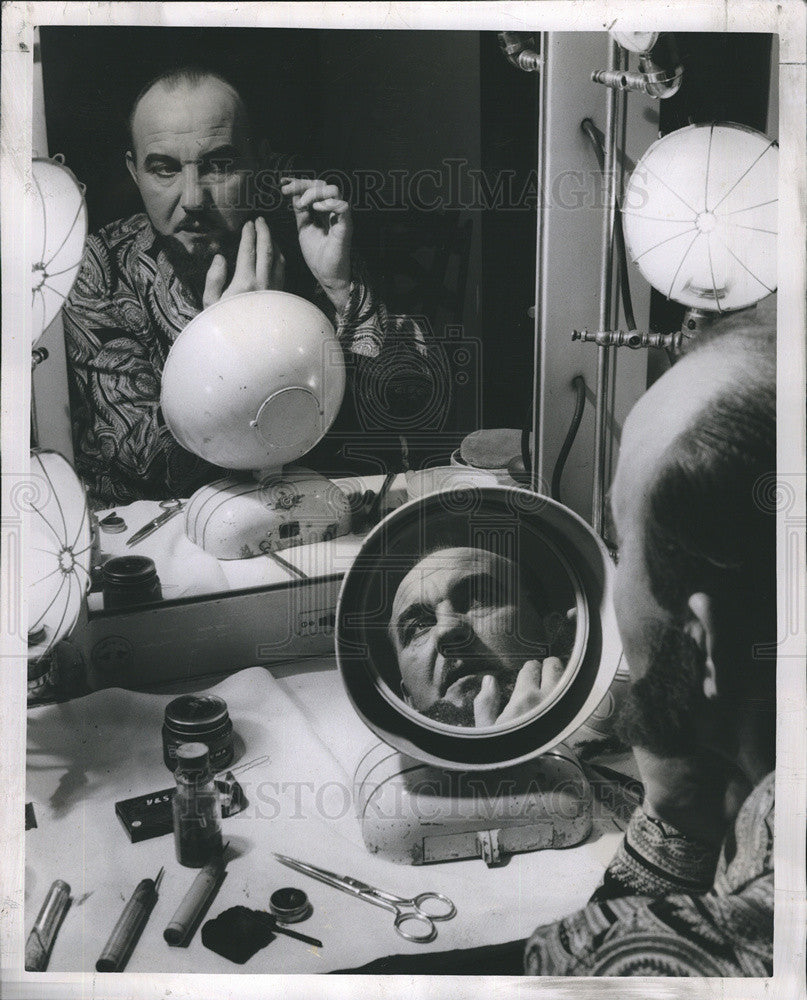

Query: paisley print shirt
62,212,427,508
525,771,775,976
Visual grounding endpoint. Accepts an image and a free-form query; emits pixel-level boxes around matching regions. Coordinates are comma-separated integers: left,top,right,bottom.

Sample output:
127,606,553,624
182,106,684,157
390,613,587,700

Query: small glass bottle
172,742,223,868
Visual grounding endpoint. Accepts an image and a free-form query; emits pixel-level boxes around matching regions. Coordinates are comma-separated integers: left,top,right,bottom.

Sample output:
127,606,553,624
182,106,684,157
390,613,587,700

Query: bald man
523,322,777,976
63,67,428,508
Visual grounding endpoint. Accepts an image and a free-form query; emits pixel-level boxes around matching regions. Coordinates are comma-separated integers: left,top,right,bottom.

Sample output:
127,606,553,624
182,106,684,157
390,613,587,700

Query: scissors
273,853,456,943
126,499,184,547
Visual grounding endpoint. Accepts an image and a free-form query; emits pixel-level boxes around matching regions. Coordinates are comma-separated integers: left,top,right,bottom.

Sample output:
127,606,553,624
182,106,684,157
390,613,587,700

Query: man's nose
180,162,205,212
434,608,472,656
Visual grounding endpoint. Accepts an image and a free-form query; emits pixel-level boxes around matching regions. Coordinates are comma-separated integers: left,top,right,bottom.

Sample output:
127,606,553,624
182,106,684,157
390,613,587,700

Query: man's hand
202,217,285,309
281,177,353,316
473,657,564,727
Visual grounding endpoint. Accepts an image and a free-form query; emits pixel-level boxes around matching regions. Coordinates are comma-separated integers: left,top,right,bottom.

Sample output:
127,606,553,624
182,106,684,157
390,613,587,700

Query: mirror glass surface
37,26,540,606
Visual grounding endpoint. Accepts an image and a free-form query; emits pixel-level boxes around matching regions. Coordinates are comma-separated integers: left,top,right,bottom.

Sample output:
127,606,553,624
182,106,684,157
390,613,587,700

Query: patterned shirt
524,771,775,976
62,212,429,508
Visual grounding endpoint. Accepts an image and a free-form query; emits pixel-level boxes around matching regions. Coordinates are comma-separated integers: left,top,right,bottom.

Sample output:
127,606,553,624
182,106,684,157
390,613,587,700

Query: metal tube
592,36,620,535
530,32,549,494
607,47,630,496
24,879,70,971
96,869,163,972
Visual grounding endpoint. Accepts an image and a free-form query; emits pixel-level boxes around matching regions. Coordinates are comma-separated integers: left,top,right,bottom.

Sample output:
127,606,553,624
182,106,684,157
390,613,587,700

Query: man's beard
615,624,709,757
421,666,520,728
157,230,239,304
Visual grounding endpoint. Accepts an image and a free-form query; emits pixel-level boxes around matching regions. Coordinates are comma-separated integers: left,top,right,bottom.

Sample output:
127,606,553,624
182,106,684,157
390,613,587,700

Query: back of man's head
643,323,776,659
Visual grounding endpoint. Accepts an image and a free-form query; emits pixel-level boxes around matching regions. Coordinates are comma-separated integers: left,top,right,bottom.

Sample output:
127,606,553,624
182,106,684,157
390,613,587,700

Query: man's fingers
541,656,564,692
233,219,256,285
254,216,273,289
513,659,544,698
291,182,342,213
473,675,501,728
496,660,543,724
311,198,349,213
270,250,286,292
202,254,227,309
296,183,341,209
280,176,315,196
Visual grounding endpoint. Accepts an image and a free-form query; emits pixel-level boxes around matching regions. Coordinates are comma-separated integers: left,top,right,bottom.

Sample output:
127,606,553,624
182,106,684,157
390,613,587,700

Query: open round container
336,485,622,771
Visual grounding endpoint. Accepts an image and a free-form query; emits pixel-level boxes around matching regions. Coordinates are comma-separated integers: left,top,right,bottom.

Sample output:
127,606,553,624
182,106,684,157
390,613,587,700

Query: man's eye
149,162,178,178
401,615,433,646
203,158,235,176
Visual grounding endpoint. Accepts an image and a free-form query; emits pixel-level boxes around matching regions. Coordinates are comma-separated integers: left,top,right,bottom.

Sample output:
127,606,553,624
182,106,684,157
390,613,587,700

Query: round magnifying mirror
336,486,621,771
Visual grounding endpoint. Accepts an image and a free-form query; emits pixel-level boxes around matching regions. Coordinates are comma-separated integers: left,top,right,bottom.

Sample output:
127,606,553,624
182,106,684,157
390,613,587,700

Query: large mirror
35,26,541,607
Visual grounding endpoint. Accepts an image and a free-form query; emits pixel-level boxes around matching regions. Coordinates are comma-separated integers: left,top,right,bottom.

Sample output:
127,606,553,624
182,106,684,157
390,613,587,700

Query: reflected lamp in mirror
160,290,350,559
335,486,623,866
622,123,778,317
30,156,88,348
25,450,92,698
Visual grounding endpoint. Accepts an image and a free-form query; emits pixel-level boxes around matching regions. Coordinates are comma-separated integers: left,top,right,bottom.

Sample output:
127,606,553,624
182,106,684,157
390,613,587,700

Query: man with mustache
347,318,779,977
390,547,570,727
522,320,777,976
62,67,429,508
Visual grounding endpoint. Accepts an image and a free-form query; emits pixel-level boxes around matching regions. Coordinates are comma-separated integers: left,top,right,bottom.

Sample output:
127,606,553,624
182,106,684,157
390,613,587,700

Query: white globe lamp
622,122,777,328
160,290,351,559
30,156,88,348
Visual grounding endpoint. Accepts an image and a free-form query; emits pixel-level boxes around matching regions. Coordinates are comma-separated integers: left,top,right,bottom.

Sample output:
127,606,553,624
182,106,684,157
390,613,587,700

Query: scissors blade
273,854,358,896
126,510,174,547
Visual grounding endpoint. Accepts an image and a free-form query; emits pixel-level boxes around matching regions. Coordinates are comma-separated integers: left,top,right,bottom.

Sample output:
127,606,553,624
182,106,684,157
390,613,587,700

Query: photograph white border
2,3,804,999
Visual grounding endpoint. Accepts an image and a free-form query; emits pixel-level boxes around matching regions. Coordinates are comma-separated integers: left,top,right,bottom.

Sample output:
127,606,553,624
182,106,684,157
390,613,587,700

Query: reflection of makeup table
26,663,623,974
89,474,411,608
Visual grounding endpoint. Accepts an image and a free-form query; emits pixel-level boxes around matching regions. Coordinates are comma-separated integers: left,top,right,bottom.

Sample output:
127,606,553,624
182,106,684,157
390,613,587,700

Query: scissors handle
379,890,456,943
411,892,456,922
393,909,437,943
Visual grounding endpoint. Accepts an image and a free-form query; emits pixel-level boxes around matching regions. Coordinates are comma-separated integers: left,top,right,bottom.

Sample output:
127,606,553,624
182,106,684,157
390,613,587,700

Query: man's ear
125,151,138,187
686,592,718,700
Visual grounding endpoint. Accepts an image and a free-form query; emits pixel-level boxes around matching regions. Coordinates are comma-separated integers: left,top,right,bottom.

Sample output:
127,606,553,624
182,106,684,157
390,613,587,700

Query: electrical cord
581,118,676,368
580,118,636,331
551,375,587,502
520,122,645,500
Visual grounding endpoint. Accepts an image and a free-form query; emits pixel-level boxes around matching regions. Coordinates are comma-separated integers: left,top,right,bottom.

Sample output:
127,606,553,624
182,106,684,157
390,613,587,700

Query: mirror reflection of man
390,547,573,727
346,320,778,977
62,67,429,509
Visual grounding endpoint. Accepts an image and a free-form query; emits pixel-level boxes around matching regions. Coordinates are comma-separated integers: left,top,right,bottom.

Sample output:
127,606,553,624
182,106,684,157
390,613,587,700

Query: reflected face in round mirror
389,546,576,728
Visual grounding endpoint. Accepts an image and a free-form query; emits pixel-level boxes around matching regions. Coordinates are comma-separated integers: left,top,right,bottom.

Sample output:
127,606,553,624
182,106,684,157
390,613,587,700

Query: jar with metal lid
102,555,162,609
162,694,234,773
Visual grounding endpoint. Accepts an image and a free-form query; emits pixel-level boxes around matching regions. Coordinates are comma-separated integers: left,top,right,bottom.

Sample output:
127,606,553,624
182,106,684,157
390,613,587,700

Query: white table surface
25,661,621,975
